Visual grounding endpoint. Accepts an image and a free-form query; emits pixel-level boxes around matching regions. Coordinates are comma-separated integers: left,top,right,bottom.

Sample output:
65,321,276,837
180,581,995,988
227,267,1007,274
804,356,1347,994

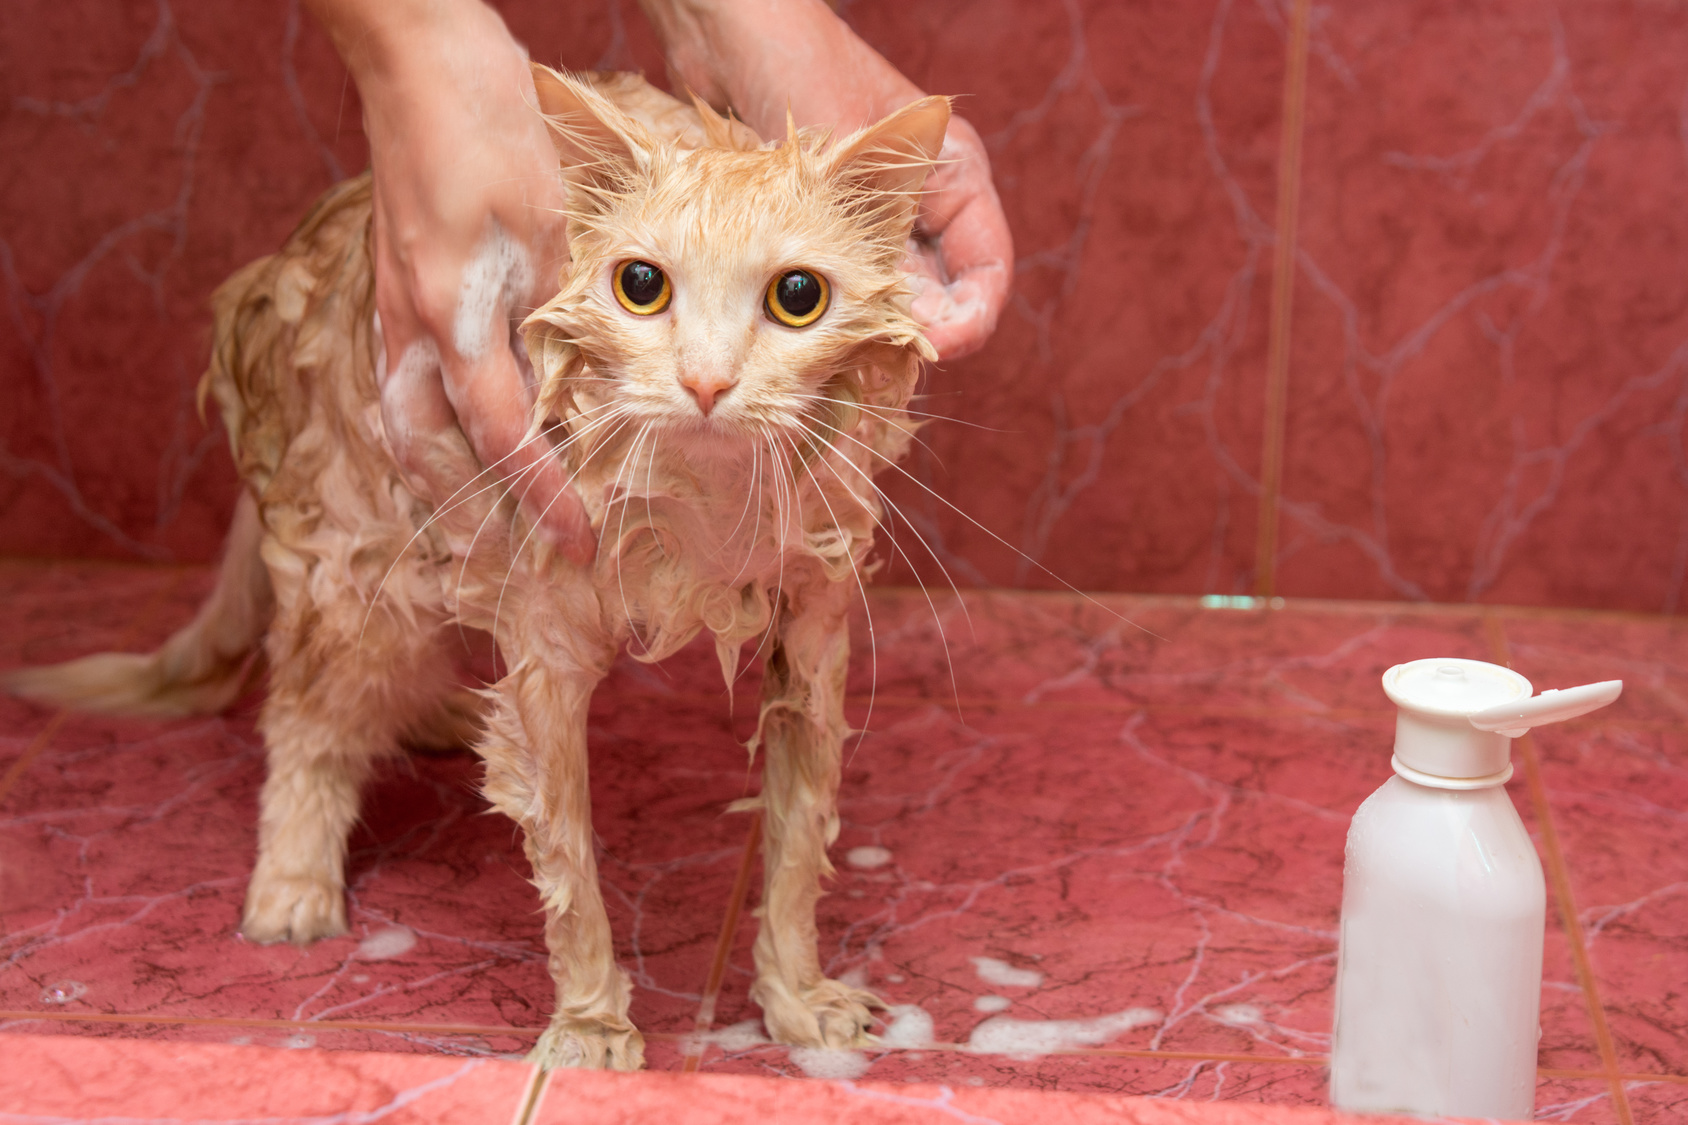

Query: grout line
18,562,1688,628
0,713,66,811
0,1011,549,1036
869,585,1688,626
509,1065,549,1125
1485,616,1634,1125
1253,0,1313,599
618,692,1687,736
681,810,763,1073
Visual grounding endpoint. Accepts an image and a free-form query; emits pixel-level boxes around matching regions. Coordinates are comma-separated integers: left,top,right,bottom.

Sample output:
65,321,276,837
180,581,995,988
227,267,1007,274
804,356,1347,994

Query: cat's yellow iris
766,270,830,328
613,260,671,315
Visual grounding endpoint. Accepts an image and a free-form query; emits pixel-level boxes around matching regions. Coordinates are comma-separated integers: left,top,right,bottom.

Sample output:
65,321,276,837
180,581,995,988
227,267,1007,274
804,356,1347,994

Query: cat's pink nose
680,372,736,416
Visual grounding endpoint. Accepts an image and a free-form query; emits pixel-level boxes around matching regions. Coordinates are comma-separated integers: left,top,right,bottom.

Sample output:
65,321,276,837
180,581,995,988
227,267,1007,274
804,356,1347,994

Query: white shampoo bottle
1329,658,1622,1120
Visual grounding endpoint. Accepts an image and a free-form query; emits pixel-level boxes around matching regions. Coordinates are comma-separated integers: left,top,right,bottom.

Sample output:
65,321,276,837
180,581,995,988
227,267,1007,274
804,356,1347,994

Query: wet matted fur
4,69,949,1070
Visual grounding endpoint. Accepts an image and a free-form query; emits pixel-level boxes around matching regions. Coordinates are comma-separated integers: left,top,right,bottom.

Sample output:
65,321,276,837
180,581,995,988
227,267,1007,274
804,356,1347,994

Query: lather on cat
5,66,950,1070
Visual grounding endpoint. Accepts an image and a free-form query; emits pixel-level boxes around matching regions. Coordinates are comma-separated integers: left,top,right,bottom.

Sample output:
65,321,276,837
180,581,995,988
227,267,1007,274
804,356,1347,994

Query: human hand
307,0,595,564
639,0,1013,360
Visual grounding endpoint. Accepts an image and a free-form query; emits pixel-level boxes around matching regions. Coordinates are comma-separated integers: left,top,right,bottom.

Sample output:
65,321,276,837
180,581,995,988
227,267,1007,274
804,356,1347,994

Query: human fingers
910,116,1013,361
438,337,597,567
371,210,488,505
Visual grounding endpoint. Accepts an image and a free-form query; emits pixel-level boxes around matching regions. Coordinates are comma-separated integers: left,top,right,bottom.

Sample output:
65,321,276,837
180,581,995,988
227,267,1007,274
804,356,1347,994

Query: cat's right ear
530,64,649,189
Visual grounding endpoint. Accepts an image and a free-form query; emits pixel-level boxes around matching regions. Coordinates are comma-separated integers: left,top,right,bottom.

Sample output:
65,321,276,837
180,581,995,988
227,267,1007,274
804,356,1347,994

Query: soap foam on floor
1211,1003,1263,1027
966,1007,1161,1059
682,1019,769,1055
970,956,1044,988
879,1005,935,1049
356,926,417,960
846,845,893,869
789,1047,871,1079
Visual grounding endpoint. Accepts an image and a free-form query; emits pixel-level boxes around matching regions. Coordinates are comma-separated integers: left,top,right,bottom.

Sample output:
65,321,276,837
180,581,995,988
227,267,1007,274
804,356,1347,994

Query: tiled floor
4,560,1688,1123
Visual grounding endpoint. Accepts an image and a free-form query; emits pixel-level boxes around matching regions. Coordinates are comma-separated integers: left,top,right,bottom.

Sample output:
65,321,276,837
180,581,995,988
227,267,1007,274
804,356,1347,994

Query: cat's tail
3,492,272,718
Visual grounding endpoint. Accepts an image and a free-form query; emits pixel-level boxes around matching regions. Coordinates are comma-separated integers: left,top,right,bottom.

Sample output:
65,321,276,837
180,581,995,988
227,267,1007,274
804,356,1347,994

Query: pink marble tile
838,589,1494,716
1,1030,1425,1125
532,1063,1413,1125
1282,1,1688,609
0,1031,538,1125
4,562,1672,1118
1497,617,1688,1079
0,0,664,565
1532,1078,1627,1124
1,0,1290,604
6,2,1688,617
0,561,768,1045
695,698,1601,1082
1523,721,1688,1078
0,709,748,1039
1622,1080,1688,1123
690,1044,1331,1104
1499,615,1688,726
0,1017,536,1060
846,0,1284,597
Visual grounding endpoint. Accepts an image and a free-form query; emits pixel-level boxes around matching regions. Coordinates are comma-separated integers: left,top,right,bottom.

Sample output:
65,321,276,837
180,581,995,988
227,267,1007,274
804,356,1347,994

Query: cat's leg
750,584,881,1049
477,645,640,1070
242,544,455,945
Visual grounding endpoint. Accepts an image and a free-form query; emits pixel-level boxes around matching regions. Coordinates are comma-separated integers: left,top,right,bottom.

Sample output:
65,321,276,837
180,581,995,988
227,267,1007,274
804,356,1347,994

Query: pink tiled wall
4,0,1687,611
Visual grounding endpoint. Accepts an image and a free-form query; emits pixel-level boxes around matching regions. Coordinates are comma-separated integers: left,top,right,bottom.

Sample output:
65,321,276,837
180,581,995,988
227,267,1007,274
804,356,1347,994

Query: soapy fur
4,69,948,1071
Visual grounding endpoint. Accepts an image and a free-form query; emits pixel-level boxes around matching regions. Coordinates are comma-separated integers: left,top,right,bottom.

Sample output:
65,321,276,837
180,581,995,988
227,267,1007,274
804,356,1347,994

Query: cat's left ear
530,64,650,188
824,96,952,201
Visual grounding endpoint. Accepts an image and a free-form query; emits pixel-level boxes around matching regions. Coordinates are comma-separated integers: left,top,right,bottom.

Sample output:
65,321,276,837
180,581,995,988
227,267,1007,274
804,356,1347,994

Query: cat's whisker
778,424,883,758
795,413,972,644
714,436,760,571
784,392,965,465
609,422,658,658
357,412,590,651
743,424,791,676
798,411,1161,641
357,394,625,639
486,411,639,648
720,438,767,654
791,417,963,725
643,425,663,560
458,405,634,630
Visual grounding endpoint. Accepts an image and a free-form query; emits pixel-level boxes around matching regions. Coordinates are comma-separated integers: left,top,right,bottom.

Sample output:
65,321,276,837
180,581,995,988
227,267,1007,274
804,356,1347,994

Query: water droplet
40,980,86,1005
282,1034,316,1049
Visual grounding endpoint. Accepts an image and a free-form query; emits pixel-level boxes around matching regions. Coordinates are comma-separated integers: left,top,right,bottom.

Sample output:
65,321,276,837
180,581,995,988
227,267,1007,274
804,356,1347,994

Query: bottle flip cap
1381,659,1623,789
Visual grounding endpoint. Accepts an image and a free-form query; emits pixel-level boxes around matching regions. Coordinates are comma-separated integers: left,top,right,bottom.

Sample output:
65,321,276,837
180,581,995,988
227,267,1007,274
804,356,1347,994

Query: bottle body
1330,776,1546,1119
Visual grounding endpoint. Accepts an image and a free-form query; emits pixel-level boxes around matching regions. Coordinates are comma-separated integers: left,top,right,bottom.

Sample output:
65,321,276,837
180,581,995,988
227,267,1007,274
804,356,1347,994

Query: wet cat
4,67,948,1070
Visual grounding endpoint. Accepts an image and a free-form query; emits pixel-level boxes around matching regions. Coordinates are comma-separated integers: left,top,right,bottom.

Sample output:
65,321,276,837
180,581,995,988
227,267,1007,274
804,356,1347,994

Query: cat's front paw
527,1018,645,1071
755,976,882,1049
241,871,346,945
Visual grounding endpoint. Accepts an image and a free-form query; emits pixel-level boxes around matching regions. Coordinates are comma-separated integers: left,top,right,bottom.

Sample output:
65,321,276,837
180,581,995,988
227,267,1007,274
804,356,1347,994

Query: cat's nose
679,371,736,416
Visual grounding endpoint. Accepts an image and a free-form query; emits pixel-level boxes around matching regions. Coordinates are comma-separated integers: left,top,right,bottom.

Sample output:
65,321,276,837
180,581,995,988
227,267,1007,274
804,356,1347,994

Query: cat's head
523,67,947,460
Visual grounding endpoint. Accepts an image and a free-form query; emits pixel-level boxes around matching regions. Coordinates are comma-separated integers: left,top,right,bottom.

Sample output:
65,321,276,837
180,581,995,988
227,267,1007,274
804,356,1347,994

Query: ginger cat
5,67,948,1070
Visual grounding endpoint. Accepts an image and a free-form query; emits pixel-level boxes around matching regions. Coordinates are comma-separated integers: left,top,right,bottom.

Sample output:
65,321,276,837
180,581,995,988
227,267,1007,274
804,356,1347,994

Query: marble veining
7,567,1686,1120
5,1,1687,611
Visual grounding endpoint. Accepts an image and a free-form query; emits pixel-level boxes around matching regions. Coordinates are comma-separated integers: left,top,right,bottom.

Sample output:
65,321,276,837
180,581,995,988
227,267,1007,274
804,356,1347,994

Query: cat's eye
613,260,671,315
765,269,829,328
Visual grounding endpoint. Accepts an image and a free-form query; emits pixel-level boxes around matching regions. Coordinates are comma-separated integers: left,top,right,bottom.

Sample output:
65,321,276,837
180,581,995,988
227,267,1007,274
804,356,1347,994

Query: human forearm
636,0,922,135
